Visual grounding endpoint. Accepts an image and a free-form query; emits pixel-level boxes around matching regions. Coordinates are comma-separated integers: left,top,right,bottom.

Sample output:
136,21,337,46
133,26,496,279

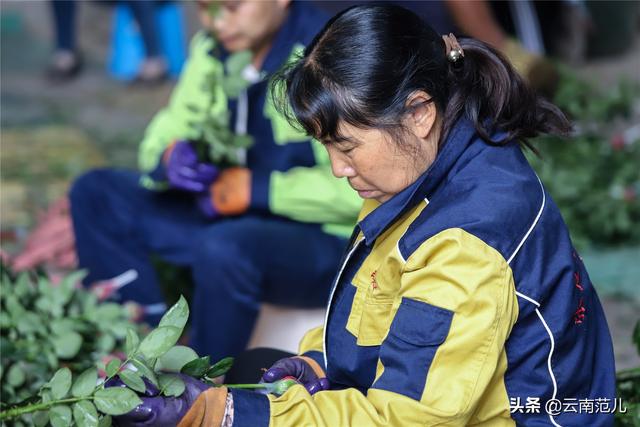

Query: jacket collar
358,117,478,245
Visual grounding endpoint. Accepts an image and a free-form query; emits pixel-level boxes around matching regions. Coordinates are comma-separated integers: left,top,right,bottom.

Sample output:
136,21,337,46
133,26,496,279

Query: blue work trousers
69,169,347,361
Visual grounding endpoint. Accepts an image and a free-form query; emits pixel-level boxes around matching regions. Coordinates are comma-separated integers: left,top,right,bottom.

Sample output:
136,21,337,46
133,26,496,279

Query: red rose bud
610,134,625,151
623,187,636,202
269,378,299,396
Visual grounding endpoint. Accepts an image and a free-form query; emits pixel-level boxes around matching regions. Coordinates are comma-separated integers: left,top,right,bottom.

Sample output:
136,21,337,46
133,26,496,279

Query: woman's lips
355,189,377,198
219,35,239,46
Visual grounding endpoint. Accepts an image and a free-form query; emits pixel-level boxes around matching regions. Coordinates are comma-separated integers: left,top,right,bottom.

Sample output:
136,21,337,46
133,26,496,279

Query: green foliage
0,268,136,409
0,294,236,425
615,321,640,426
527,70,640,249
187,50,255,167
155,346,199,373
206,357,234,379
0,286,295,424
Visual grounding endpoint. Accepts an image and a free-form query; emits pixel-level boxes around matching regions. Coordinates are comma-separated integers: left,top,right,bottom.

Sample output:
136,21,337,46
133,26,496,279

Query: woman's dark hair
272,4,571,152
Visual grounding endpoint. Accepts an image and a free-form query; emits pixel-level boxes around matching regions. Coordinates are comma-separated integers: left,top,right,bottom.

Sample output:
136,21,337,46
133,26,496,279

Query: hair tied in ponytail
442,33,464,63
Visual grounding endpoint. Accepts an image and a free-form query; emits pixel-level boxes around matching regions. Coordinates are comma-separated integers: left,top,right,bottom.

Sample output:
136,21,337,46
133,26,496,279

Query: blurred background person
64,0,360,362
47,0,168,83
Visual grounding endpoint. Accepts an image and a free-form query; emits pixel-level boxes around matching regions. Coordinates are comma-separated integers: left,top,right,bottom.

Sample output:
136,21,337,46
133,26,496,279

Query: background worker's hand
11,197,77,271
196,167,251,219
165,141,218,192
109,374,211,427
262,356,329,395
501,38,559,98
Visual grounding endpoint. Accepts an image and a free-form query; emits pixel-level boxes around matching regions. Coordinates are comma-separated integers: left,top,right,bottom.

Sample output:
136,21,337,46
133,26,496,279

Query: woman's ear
406,91,437,140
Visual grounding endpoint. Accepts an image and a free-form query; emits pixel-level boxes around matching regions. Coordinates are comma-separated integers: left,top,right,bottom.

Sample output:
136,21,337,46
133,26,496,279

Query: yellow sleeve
297,325,324,355
268,228,519,426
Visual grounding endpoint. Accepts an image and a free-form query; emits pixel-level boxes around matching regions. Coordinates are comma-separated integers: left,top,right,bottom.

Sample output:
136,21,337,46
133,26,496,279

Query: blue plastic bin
108,2,186,80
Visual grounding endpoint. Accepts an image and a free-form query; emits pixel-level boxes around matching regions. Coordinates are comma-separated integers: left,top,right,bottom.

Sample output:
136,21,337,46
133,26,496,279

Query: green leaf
16,312,41,334
39,388,53,403
73,400,99,427
96,334,116,353
138,326,182,359
7,363,25,387
50,367,72,399
131,358,158,387
106,320,133,339
95,303,126,321
233,134,253,148
118,369,146,393
206,357,234,379
14,272,31,299
5,294,25,322
98,415,112,427
156,346,199,373
181,356,210,378
0,310,12,328
94,388,142,416
72,367,98,397
50,318,79,335
32,410,49,427
53,331,83,359
158,295,189,330
98,415,111,427
158,373,186,397
59,270,87,293
225,50,252,75
125,328,140,357
50,404,72,427
105,359,121,378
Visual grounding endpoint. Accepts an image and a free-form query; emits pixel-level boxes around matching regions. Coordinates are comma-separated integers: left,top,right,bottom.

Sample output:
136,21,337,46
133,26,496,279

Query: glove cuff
162,141,180,167
178,386,228,427
212,168,251,215
295,356,326,378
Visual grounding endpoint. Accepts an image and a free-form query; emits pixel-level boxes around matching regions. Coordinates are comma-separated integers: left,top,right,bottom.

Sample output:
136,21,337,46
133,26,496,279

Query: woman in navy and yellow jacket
116,4,617,426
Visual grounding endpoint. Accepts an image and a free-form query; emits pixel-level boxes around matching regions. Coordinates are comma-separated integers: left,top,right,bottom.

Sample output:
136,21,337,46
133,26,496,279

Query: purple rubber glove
165,141,218,192
195,190,218,219
108,374,210,427
262,357,330,395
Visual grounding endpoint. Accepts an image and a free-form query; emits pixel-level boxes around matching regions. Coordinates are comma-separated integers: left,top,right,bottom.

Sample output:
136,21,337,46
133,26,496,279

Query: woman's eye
336,142,357,154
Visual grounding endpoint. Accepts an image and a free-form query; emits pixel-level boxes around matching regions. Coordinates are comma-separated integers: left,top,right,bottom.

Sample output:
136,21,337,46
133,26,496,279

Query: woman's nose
328,149,356,179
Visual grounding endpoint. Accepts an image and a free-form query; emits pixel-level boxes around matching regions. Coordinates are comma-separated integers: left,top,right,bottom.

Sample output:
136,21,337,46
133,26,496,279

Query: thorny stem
0,397,91,420
223,383,270,390
0,355,135,421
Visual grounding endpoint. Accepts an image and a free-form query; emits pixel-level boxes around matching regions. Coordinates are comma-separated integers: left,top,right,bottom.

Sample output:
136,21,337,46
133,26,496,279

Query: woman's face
324,95,440,204
198,1,289,53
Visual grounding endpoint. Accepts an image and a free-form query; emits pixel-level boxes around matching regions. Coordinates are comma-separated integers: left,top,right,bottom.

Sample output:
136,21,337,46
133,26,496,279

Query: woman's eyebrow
333,135,357,144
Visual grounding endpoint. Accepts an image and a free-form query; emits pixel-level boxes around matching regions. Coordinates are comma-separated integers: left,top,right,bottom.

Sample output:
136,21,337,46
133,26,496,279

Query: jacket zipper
323,238,364,368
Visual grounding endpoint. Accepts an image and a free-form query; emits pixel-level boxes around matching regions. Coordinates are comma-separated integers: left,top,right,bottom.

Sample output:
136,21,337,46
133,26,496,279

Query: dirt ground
1,1,639,370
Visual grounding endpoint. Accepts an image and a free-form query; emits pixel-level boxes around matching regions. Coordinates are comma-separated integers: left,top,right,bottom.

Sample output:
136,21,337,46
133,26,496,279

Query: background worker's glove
196,167,251,219
262,356,329,395
108,374,210,427
164,141,218,192
502,38,559,98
